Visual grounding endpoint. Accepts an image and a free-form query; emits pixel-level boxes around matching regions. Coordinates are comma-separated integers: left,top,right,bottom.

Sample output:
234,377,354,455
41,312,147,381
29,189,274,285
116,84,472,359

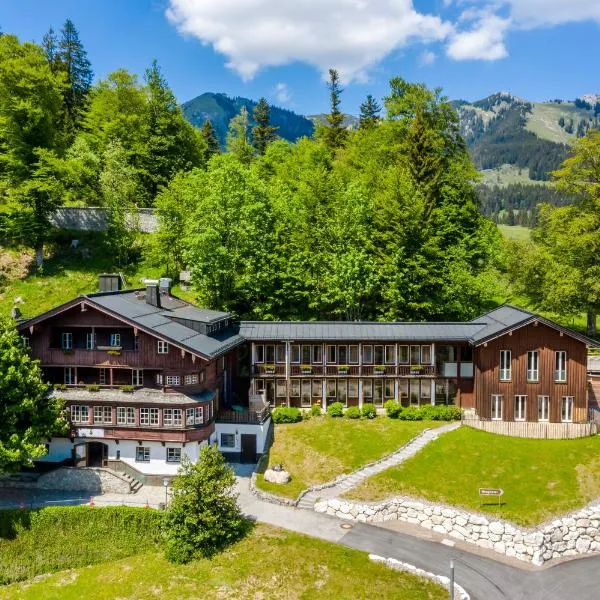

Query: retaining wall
36,467,132,494
49,208,157,233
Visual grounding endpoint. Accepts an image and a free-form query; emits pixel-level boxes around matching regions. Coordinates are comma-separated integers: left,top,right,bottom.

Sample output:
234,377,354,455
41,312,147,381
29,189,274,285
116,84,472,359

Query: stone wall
315,496,600,566
36,467,132,494
50,207,157,233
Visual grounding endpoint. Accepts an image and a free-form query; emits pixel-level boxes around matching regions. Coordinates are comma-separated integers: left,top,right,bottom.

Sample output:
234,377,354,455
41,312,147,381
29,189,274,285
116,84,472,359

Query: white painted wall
215,418,272,454
37,437,73,463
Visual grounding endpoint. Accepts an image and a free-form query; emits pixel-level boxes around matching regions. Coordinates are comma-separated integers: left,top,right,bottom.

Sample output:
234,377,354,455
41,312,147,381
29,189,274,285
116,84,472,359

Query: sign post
479,487,504,507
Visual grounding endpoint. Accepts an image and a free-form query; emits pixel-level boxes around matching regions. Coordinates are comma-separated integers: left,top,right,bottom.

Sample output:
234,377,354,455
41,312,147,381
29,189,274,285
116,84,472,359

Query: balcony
217,405,271,425
254,364,285,376
255,364,438,377
45,348,141,367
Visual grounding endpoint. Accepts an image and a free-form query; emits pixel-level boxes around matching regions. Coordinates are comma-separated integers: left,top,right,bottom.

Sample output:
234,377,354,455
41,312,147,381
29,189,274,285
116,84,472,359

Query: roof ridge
240,320,489,325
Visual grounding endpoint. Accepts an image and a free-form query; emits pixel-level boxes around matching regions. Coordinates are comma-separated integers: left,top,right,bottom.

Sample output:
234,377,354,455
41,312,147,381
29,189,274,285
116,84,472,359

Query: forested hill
182,92,314,146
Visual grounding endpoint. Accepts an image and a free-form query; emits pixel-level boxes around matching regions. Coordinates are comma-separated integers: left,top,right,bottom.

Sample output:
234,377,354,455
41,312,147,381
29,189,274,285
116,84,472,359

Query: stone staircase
115,470,143,494
296,422,460,511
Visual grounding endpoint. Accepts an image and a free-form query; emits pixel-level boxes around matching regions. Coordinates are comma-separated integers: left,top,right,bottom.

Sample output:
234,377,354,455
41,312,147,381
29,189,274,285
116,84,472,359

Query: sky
1,0,600,116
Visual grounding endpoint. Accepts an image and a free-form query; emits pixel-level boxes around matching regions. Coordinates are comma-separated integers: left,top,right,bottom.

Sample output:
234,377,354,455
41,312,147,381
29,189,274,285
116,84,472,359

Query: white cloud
274,82,291,104
166,0,452,82
446,14,510,61
418,50,437,66
506,0,600,28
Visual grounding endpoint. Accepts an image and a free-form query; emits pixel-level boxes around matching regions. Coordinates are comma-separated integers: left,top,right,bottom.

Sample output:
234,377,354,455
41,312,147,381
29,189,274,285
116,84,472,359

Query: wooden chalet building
17,275,597,476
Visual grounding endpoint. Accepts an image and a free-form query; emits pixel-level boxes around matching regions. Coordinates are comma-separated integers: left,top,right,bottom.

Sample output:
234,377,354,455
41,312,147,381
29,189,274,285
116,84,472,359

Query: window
527,351,539,382
460,346,473,362
338,345,347,364
374,345,384,364
99,369,106,385
312,379,322,398
134,336,140,351
265,345,275,363
312,345,323,364
133,370,143,387
195,406,203,424
117,406,135,425
326,379,336,398
184,374,198,385
338,379,348,405
276,379,287,398
561,396,573,422
399,380,409,404
86,333,95,350
62,332,73,350
21,336,30,348
166,375,180,386
348,380,359,399
410,346,420,364
276,345,286,364
136,447,150,462
326,345,337,364
290,345,300,363
348,345,359,364
290,380,300,397
421,345,432,365
362,379,373,401
491,394,503,421
254,379,265,395
515,395,527,421
555,351,567,382
157,341,169,354
64,367,75,385
140,408,159,426
186,408,195,425
220,433,235,448
409,380,420,405
70,405,89,423
110,333,121,347
94,406,112,424
500,350,511,381
255,345,264,363
166,447,181,463
538,396,550,422
398,346,409,364
362,345,373,364
163,408,182,427
156,373,163,386
374,379,384,406
385,345,395,365
199,370,205,383
420,380,431,403
302,345,311,364
301,380,312,407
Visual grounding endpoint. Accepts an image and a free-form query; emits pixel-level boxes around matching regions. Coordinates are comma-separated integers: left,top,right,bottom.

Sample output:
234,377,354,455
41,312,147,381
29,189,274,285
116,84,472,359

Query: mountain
182,92,314,147
307,113,359,130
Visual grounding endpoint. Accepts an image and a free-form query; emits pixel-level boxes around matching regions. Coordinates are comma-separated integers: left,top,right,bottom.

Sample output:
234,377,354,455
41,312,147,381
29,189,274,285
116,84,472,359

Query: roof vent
99,273,124,293
146,284,161,308
159,278,172,295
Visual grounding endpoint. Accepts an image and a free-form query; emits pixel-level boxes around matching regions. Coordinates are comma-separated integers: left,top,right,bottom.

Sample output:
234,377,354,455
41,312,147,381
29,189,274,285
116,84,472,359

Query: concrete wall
50,208,157,233
37,437,73,463
37,467,131,494
215,419,272,459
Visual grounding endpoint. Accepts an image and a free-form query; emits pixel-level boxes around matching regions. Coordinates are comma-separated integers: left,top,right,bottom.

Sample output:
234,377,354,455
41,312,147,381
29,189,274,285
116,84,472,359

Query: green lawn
497,224,532,241
256,418,440,499
481,164,550,188
345,426,600,527
0,523,445,600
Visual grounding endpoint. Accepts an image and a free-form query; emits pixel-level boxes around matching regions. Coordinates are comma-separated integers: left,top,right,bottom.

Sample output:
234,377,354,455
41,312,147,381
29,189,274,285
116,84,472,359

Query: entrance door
265,380,276,407
240,434,256,464
87,442,108,467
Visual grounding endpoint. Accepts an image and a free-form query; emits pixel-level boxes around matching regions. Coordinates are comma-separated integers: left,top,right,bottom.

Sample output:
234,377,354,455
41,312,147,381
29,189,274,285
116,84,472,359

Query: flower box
409,365,424,375
263,365,276,375
338,365,350,375
301,365,312,374
374,365,386,375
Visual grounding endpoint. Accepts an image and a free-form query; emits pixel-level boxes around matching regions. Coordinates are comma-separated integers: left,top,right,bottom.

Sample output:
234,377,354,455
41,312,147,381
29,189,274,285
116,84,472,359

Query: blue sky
2,0,600,115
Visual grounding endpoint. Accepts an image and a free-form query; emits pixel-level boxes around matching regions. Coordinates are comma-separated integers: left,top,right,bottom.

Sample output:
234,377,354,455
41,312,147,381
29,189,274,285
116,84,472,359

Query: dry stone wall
315,497,600,565
36,467,132,494
50,208,157,233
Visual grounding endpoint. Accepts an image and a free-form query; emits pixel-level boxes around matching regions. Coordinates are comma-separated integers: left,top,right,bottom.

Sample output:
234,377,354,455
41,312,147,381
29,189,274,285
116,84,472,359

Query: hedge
272,407,302,423
345,406,361,419
327,402,344,417
383,403,461,421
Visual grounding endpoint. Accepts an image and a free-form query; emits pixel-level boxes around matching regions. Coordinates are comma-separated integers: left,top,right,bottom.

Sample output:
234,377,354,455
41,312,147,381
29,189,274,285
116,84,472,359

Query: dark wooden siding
475,322,588,423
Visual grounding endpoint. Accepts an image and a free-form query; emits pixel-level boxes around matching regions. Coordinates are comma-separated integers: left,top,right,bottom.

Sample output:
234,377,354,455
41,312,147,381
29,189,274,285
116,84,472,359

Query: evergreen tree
42,27,59,73
0,315,67,473
252,97,278,155
226,106,253,164
201,120,220,159
323,68,347,149
57,19,93,132
359,94,382,129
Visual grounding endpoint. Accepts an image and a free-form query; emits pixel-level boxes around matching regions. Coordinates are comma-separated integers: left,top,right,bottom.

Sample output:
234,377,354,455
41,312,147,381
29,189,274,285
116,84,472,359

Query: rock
576,538,591,553
494,541,506,554
455,515,468,527
489,521,505,535
263,468,291,484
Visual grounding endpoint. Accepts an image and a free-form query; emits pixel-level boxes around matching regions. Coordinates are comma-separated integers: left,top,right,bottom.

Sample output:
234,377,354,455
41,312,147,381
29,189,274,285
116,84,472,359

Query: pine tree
58,19,93,131
42,27,60,73
201,120,220,159
323,68,347,149
252,97,278,155
359,94,382,129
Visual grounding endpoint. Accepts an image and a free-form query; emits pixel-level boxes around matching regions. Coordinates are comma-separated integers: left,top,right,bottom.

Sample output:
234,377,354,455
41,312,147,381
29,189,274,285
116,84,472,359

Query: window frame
398,345,409,364
514,395,527,421
290,345,300,364
140,407,159,426
254,344,265,363
62,332,73,350
312,345,323,364
561,396,573,423
527,351,539,382
70,405,89,423
157,340,169,355
220,433,235,448
499,350,512,381
117,406,135,425
86,332,95,350
290,379,301,397
348,345,359,365
93,405,112,424
537,395,550,422
326,345,337,364
165,375,181,386
491,394,503,421
135,446,150,462
362,345,373,364
421,345,432,365
166,447,181,463
64,367,75,385
555,351,567,382
109,333,121,348
184,373,198,386
275,345,286,364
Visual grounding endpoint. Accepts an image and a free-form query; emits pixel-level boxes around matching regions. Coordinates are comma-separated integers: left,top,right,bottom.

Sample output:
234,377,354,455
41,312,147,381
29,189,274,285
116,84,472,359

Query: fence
49,207,158,233
462,417,599,439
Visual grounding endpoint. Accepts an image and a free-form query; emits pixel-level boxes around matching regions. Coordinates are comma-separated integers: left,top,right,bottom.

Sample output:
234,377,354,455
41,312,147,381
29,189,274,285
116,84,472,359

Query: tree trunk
587,310,597,337
35,246,44,268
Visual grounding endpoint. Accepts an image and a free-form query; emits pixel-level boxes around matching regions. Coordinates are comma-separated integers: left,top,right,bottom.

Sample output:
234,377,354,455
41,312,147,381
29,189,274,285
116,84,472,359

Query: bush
361,404,377,419
272,407,302,424
345,406,361,419
86,384,100,392
310,403,322,417
120,385,134,393
164,447,250,563
327,402,344,417
399,406,423,421
384,400,401,418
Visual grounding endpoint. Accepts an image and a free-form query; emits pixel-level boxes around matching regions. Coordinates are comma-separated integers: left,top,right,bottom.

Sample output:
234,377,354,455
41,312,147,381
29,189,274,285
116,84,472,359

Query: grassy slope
525,102,589,145
0,523,445,600
497,224,532,241
256,418,439,499
480,164,550,187
345,427,600,527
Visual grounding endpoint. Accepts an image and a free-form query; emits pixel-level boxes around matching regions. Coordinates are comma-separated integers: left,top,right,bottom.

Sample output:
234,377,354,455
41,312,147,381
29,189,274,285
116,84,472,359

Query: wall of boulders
36,467,132,494
315,496,600,565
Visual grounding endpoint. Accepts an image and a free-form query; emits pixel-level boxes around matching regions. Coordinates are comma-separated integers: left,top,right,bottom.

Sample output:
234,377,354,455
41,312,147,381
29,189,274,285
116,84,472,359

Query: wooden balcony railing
255,364,437,377
217,406,271,425
45,348,141,367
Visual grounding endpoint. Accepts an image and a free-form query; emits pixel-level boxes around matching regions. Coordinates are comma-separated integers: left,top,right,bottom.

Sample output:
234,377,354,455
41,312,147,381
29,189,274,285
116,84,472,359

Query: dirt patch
0,248,34,281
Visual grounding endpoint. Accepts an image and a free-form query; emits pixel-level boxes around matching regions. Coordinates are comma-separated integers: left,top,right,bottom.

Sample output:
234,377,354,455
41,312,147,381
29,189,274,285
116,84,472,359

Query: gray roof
469,305,533,343
85,290,244,359
51,387,215,406
239,321,488,342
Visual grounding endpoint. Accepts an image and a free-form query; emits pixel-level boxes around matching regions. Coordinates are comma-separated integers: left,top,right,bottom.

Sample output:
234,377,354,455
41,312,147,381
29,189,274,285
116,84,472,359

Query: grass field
481,164,550,188
345,426,600,527
525,102,589,145
497,224,532,241
256,418,439,499
0,523,445,600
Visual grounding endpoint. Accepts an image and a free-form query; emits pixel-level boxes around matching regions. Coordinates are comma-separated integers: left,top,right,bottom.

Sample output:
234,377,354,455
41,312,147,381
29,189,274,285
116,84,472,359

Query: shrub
272,407,302,424
384,399,401,418
164,447,250,563
86,384,100,392
327,402,344,417
361,404,377,419
345,406,361,419
399,406,423,421
310,403,322,417
53,383,67,391
120,385,134,393
418,405,438,420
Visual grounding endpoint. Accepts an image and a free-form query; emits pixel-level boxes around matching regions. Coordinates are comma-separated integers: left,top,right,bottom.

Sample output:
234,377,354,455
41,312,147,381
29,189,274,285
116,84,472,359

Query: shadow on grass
0,509,32,540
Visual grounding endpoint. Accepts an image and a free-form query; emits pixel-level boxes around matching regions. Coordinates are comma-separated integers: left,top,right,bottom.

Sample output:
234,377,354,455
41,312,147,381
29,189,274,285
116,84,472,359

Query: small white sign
76,428,105,438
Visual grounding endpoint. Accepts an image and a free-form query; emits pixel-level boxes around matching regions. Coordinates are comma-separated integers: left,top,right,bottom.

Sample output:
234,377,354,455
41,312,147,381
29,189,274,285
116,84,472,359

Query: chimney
159,278,173,296
99,273,124,293
146,284,161,308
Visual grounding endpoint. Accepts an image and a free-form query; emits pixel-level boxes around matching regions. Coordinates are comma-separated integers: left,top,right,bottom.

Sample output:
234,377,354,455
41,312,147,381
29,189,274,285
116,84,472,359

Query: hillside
182,92,314,146
307,113,359,130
